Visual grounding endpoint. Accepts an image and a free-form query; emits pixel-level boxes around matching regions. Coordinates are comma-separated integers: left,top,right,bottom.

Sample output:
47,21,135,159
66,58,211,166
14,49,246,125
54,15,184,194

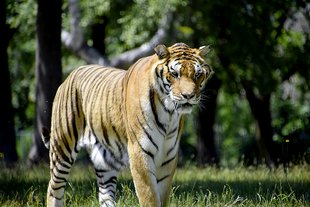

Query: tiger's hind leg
95,169,118,207
87,141,119,207
47,139,80,207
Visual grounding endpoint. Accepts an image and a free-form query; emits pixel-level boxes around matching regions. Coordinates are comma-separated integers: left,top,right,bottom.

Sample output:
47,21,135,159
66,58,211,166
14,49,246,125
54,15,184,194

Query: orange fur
43,43,213,207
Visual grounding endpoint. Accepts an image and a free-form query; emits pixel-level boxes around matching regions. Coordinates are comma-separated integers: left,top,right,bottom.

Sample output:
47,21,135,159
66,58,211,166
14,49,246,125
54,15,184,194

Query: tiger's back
50,65,128,170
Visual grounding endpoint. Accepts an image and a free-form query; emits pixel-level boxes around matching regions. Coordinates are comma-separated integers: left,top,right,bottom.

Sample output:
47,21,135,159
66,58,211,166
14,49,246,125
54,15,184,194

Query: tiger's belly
79,127,129,171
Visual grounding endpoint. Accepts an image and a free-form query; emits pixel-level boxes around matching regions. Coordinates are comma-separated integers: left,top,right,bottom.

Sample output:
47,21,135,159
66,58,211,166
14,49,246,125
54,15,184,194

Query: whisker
197,102,207,111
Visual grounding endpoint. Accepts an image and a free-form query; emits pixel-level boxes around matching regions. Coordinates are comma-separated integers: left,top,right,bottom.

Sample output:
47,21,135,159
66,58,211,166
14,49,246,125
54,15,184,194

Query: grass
0,162,309,206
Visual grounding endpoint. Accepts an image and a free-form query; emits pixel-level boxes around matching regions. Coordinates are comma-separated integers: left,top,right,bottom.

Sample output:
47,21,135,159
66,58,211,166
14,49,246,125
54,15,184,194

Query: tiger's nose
181,92,195,100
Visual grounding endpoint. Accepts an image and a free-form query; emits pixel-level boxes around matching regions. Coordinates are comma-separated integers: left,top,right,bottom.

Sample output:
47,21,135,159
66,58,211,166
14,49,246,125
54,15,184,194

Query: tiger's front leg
157,156,178,206
128,141,161,207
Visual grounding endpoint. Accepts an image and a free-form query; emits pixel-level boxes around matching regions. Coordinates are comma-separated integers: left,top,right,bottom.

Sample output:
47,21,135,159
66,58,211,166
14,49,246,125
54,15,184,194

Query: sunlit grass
0,163,309,206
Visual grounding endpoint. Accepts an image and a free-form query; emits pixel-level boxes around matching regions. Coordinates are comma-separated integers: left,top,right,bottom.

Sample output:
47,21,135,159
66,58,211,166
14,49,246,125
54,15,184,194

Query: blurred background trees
27,0,62,164
1,0,309,167
0,0,18,164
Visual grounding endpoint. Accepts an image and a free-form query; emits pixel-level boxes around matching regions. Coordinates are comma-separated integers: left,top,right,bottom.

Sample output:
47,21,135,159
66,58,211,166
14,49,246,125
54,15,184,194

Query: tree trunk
197,75,221,166
0,0,18,165
91,15,108,56
28,0,62,164
244,85,275,168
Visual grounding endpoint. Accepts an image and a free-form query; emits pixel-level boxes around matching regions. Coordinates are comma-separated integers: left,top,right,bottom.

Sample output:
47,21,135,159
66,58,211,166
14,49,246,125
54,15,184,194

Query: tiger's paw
100,199,116,207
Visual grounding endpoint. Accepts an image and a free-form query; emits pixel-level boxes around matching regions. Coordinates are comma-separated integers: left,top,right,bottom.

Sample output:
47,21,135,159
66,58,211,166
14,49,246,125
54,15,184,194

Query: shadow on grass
0,167,309,205
173,179,310,204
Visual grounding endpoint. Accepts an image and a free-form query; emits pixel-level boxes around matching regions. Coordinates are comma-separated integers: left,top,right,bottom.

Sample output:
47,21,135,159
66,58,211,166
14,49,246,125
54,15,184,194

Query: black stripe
74,80,80,116
55,91,73,165
52,175,66,183
157,174,171,183
55,165,70,175
96,168,108,173
84,66,105,82
53,174,67,182
136,115,158,151
101,125,111,146
173,56,197,62
95,168,108,178
94,145,115,170
139,91,154,131
99,190,116,200
52,178,65,184
99,184,114,189
112,71,125,104
50,193,63,200
100,147,121,170
103,75,113,146
99,189,116,197
62,134,72,158
69,78,79,154
161,155,176,167
163,83,170,92
100,176,117,186
168,127,178,136
160,66,164,78
166,138,178,156
149,88,166,134
155,67,161,79
56,143,73,165
129,125,155,160
80,67,104,98
58,159,71,169
142,148,155,159
115,141,123,159
107,147,125,168
155,66,166,94
51,184,66,191
94,71,118,147
88,71,110,141
96,172,105,178
112,125,125,150
158,94,172,114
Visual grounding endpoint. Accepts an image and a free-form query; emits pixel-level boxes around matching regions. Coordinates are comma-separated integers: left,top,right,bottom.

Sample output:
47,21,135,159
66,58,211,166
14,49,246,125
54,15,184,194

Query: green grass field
0,163,309,206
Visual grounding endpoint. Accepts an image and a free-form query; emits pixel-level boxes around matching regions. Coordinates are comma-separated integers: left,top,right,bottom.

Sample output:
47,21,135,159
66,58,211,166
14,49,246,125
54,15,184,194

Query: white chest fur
139,94,181,169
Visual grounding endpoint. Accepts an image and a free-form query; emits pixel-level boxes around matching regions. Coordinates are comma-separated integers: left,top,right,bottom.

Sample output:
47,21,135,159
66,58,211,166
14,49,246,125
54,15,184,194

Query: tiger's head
153,43,213,114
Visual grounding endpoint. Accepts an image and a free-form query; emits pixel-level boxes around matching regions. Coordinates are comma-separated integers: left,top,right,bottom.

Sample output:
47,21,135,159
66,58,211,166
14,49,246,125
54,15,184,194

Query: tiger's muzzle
171,92,200,114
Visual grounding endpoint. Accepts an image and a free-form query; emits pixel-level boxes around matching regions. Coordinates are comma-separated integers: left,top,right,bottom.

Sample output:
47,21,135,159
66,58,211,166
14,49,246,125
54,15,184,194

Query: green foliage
0,164,309,206
216,90,256,166
116,0,181,48
7,0,37,33
272,74,310,146
5,0,310,165
189,0,309,94
7,0,37,137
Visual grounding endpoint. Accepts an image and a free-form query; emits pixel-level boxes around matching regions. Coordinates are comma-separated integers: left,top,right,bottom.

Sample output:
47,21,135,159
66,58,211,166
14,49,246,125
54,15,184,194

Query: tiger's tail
41,127,50,149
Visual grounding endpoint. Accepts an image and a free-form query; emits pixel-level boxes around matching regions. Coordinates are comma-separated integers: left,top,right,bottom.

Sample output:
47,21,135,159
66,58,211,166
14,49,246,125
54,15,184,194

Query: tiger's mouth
177,103,193,109
176,102,194,114
168,93,199,114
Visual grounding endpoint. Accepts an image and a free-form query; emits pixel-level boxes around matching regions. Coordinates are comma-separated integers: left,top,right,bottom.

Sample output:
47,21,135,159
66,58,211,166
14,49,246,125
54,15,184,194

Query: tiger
42,42,213,207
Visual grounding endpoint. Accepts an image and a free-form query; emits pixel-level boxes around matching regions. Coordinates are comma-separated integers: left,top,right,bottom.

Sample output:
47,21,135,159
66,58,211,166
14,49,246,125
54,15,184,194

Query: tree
61,0,175,69
12,0,308,166
192,0,310,166
0,0,18,165
28,0,62,164
197,76,221,165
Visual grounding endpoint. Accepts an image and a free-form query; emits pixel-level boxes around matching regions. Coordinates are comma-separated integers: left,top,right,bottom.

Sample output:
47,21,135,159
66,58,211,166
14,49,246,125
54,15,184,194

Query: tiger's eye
170,69,178,78
195,69,203,79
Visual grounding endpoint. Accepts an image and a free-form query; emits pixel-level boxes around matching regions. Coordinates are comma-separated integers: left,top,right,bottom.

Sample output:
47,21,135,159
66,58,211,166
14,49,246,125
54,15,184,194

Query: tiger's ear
154,44,169,59
198,45,211,57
